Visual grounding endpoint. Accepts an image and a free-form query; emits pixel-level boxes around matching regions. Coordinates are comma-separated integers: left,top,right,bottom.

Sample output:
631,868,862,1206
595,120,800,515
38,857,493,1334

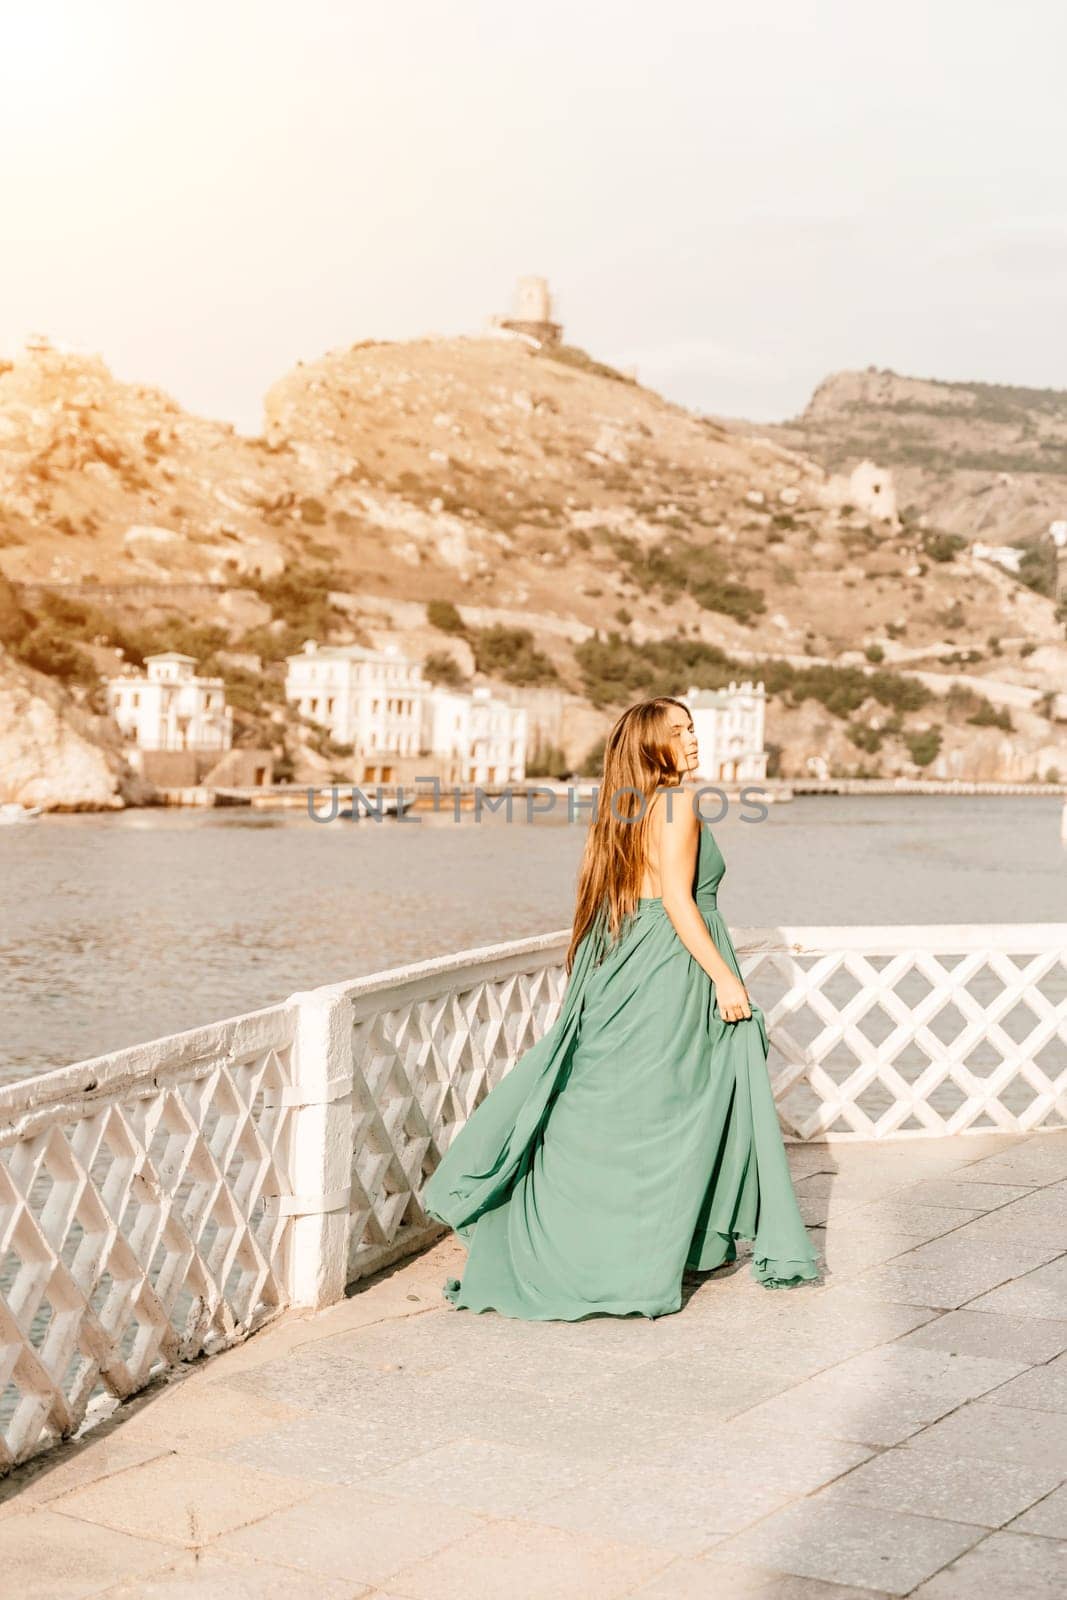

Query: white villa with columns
285,641,527,783
106,652,233,752
685,680,768,782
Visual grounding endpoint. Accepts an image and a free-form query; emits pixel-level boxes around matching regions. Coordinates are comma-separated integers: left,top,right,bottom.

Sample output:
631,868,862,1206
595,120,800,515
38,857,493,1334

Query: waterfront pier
1,923,1065,1595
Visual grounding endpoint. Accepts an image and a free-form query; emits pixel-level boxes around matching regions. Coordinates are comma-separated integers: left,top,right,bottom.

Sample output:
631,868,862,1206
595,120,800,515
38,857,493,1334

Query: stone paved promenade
2,1130,1067,1599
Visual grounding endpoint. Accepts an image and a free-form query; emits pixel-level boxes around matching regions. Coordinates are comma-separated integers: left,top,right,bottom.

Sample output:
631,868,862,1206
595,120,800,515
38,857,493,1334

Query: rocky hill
0,336,1065,805
764,366,1067,557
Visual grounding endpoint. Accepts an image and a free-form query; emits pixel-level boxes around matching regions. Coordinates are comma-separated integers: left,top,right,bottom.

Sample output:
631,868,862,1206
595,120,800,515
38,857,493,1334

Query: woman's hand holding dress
714,972,752,1023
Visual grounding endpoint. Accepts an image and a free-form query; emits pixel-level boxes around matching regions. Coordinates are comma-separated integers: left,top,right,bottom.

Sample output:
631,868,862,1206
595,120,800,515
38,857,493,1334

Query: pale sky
2,0,1065,434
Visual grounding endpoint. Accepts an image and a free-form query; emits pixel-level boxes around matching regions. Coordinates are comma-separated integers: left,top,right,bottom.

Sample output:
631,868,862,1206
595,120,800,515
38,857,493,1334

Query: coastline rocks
0,649,144,810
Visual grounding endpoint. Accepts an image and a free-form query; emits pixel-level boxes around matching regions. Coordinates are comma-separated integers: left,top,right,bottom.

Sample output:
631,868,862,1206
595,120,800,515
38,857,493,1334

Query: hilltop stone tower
490,275,563,346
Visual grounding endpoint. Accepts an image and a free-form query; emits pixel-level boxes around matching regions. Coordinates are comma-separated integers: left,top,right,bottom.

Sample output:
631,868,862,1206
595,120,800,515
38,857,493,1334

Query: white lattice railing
742,925,1067,1140
2,923,1065,1472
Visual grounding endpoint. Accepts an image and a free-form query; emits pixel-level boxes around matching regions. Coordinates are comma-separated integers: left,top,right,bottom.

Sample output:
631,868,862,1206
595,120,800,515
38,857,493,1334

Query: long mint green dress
424,820,820,1319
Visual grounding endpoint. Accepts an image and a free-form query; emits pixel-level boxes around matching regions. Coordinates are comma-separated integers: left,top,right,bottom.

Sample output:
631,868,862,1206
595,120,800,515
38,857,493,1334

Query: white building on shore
285,642,527,783
106,653,233,752
285,642,427,766
422,686,527,784
468,686,527,784
685,681,767,782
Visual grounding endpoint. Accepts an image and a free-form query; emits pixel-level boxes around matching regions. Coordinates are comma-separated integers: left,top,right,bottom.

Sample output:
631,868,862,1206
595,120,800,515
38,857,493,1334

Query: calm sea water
1,795,1065,1083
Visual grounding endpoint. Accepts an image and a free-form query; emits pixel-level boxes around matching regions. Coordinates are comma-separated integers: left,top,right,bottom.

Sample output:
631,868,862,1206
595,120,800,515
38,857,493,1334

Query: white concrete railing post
276,987,354,1308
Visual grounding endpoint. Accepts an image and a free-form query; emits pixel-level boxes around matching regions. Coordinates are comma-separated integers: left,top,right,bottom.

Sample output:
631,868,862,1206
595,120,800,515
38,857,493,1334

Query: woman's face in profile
665,708,699,777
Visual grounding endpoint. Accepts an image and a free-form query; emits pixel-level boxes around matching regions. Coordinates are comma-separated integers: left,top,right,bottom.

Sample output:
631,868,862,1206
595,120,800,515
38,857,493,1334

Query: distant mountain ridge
0,336,1065,803
764,366,1067,548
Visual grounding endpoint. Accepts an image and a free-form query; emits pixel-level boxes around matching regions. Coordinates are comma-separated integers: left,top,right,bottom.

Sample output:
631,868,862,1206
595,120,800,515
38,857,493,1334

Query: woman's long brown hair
564,696,693,974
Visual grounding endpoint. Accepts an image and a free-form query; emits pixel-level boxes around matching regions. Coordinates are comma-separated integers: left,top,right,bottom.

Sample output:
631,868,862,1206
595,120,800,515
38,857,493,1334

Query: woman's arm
657,790,752,1021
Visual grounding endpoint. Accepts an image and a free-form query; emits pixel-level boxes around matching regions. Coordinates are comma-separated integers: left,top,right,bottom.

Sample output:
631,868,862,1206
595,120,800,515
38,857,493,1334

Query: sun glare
0,2,108,120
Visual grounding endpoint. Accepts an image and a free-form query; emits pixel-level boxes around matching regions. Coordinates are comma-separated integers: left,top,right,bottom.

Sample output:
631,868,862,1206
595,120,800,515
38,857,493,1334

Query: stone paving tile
217,1484,483,1589
839,1199,986,1239
811,1450,1063,1531
1007,1482,1067,1538
793,1175,911,1217
450,1377,696,1464
706,1496,985,1597
255,1313,640,1399
384,1516,673,1599
902,1399,1067,1472
212,1407,458,1486
219,1352,482,1436
816,1340,1021,1398
371,1436,610,1518
844,1139,1021,1185
796,1280,939,1319
304,1303,582,1369
638,1417,874,1493
629,1557,891,1598
952,1193,1067,1250
983,1348,1067,1411
954,1141,1067,1186
897,1178,1034,1211
0,1507,174,1599
908,1529,1067,1597
967,1255,1067,1320
722,1343,1019,1447
895,1307,1067,1365
577,1347,819,1425
809,1227,923,1279
848,1235,1062,1310
49,1451,316,1549
526,1438,870,1557
96,1547,362,1597
200,1268,453,1383
225,1351,695,1469
529,1463,786,1555
0,1434,171,1513
97,1381,304,1454
765,1285,939,1344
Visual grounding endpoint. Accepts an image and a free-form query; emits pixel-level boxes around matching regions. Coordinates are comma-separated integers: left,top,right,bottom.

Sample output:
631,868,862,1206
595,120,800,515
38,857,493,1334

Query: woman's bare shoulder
649,784,701,831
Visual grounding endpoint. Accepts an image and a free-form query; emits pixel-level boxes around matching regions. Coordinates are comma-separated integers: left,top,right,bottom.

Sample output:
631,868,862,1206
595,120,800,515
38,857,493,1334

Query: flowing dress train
423,820,820,1319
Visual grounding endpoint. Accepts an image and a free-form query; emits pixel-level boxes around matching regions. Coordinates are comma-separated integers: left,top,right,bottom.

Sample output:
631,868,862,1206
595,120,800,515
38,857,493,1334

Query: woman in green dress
424,695,820,1319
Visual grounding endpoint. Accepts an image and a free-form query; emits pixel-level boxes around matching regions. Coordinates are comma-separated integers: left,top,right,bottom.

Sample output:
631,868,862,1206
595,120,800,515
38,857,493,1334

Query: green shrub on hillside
469,624,558,686
607,537,766,624
574,633,934,720
967,701,1013,731
422,650,466,687
905,727,942,766
1015,537,1056,598
249,564,342,642
847,723,884,753
921,529,967,562
427,598,467,634
574,633,734,707
15,622,97,684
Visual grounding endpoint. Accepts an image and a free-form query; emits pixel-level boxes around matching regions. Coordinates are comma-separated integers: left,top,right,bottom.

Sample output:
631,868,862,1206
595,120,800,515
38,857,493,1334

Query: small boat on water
0,803,42,825
336,792,419,821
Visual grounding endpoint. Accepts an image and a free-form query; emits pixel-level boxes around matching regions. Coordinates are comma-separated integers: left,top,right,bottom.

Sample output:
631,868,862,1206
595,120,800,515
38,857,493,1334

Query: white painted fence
1,923,1065,1473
